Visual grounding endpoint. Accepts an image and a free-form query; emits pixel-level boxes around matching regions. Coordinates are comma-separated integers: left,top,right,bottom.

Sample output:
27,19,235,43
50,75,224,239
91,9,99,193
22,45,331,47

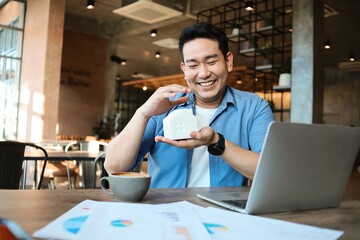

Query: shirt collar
220,86,237,110
177,86,237,110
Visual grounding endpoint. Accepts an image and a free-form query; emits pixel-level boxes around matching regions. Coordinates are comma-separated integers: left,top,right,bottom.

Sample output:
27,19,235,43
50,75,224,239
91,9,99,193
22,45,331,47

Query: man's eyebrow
184,59,197,64
205,54,219,60
184,54,219,63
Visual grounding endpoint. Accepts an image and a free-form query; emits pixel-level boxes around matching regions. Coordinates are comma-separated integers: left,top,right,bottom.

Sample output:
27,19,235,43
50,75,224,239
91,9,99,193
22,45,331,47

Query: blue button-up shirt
133,86,274,188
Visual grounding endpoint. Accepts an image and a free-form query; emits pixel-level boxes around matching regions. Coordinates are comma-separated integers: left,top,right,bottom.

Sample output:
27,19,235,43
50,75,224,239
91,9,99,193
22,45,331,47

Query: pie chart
63,215,89,234
111,219,133,227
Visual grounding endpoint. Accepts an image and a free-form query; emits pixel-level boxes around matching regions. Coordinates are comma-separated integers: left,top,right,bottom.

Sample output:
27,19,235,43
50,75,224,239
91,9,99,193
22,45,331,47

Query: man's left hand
154,127,218,149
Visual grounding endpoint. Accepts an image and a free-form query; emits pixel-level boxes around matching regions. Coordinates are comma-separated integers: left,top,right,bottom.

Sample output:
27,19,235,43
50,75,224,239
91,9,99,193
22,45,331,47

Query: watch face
208,145,223,155
208,133,225,156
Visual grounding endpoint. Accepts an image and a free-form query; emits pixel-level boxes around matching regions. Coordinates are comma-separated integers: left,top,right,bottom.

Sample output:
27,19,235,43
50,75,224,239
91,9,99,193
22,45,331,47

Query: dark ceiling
64,0,360,88
322,0,360,66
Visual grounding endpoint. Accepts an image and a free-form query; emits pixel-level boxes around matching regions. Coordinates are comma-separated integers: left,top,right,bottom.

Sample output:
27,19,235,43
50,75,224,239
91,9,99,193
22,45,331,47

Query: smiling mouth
198,80,216,87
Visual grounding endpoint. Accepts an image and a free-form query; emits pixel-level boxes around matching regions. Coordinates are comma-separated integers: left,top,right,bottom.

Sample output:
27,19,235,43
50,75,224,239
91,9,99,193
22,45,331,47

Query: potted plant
92,116,114,140
261,41,274,65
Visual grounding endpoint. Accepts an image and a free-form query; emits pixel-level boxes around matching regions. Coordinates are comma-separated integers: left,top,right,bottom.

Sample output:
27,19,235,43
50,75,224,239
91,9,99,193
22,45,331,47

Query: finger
170,96,189,106
159,87,190,100
155,136,200,149
189,131,202,139
154,136,167,143
168,85,191,93
161,92,177,99
172,139,201,149
155,135,187,145
158,85,191,94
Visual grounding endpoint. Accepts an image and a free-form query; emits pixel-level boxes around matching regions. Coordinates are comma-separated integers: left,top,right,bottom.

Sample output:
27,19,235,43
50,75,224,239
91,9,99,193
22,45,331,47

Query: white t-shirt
187,106,217,187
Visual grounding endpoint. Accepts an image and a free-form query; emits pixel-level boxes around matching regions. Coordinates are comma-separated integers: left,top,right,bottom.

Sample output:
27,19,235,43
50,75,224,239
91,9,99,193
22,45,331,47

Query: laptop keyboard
222,199,247,209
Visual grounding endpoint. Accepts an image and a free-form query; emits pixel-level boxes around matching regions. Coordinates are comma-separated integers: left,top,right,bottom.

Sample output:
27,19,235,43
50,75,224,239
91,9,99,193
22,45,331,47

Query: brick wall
19,0,65,141
58,30,108,138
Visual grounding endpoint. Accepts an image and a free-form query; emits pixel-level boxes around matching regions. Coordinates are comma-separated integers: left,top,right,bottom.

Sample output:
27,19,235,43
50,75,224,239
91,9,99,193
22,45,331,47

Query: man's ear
226,52,234,72
180,62,185,73
180,62,188,83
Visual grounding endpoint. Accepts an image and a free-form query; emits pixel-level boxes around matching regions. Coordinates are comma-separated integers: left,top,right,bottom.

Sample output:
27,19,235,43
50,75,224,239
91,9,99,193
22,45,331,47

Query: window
0,1,24,140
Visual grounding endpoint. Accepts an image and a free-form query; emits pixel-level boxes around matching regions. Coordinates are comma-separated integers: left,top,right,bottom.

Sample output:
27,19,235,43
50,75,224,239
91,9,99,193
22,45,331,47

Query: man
105,23,274,188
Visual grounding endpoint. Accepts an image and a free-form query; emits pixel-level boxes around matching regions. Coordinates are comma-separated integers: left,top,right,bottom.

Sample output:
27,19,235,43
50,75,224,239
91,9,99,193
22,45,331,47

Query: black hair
178,22,229,60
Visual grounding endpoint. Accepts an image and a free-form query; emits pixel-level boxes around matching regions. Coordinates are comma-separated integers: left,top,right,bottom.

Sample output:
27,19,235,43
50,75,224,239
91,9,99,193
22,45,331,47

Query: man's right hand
139,84,191,118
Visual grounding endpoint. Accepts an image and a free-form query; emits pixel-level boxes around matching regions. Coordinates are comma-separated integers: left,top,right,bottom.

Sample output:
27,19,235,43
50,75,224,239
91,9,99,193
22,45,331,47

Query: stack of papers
33,200,344,240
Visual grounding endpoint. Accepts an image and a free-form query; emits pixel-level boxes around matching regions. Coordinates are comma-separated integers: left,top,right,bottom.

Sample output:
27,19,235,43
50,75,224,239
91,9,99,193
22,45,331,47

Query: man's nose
198,64,210,78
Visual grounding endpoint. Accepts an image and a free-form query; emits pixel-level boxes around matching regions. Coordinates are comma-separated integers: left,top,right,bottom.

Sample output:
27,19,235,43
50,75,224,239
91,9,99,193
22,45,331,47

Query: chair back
90,152,145,188
82,141,107,188
65,141,108,188
0,142,26,189
0,141,48,189
92,151,107,188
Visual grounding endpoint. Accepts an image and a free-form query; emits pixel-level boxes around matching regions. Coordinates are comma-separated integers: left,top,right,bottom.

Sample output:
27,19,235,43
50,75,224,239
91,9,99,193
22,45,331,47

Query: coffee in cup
99,172,151,202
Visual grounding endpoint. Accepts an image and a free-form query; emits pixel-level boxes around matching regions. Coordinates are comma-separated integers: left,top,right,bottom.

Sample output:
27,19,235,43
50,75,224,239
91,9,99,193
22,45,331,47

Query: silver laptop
197,122,360,214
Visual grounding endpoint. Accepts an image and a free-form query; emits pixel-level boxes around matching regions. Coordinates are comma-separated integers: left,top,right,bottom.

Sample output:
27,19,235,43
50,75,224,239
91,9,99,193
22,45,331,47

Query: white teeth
199,81,215,87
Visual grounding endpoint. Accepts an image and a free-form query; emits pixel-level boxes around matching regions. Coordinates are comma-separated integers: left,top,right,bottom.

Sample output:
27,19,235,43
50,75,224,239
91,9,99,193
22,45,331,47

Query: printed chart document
192,206,344,240
77,201,210,240
33,200,210,240
33,200,97,239
33,200,344,240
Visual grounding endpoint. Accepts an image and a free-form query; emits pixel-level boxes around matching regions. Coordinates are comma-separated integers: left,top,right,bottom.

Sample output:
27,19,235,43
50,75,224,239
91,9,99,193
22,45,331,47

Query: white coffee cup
100,172,151,202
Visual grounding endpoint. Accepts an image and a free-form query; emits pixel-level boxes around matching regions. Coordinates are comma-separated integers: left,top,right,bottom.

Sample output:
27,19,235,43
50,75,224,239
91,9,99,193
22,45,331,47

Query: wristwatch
208,133,225,156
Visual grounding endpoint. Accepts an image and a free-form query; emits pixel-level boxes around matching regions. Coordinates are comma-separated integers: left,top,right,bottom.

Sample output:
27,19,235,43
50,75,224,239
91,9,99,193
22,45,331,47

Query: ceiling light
324,40,331,49
349,54,355,62
245,1,254,11
155,51,161,58
120,59,127,65
87,0,95,9
143,86,148,91
150,29,157,37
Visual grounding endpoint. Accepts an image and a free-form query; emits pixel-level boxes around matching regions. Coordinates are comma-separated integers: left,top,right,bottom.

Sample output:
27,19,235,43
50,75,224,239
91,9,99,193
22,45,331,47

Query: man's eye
187,65,198,69
207,60,217,65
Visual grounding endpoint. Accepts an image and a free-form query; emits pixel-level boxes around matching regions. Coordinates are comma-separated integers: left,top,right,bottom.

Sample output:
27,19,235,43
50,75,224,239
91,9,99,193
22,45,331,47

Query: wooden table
1,169,359,239
24,150,105,161
23,150,106,189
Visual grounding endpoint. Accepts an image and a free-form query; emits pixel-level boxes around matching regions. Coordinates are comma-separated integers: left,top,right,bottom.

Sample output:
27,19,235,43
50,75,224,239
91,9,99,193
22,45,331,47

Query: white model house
163,109,199,140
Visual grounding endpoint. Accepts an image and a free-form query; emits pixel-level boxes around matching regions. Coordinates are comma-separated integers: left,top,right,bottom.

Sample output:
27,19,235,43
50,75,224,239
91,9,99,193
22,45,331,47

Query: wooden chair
0,141,48,189
44,141,79,189
92,151,107,188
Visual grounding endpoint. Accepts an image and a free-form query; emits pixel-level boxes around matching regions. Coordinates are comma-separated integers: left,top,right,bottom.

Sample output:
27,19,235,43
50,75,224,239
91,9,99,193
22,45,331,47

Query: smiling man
105,23,274,188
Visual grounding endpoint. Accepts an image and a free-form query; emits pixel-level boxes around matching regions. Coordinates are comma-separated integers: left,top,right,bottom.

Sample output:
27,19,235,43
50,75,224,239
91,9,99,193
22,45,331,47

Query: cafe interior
0,0,359,183
0,0,359,185
0,0,360,239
